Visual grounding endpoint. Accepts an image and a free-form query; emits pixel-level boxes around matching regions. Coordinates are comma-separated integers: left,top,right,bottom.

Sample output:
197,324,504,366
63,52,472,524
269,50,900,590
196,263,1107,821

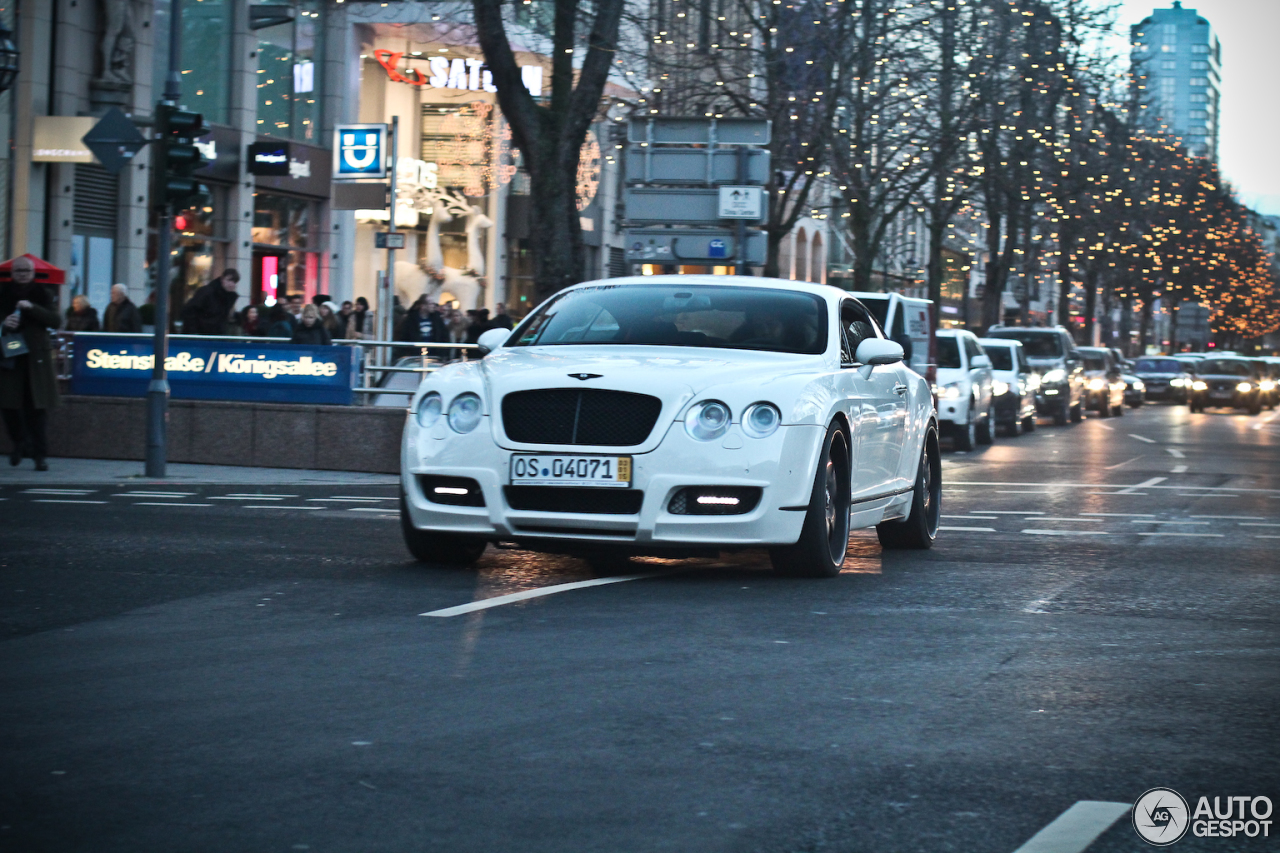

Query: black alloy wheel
770,423,852,578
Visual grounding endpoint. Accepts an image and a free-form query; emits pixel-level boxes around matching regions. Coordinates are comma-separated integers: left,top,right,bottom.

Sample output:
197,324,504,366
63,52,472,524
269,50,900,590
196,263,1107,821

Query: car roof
977,337,1020,348
1077,346,1109,353
934,328,974,338
568,275,847,301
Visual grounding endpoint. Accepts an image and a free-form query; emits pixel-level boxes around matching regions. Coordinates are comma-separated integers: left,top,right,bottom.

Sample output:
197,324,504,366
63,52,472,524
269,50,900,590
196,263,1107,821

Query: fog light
696,495,740,506
668,486,762,515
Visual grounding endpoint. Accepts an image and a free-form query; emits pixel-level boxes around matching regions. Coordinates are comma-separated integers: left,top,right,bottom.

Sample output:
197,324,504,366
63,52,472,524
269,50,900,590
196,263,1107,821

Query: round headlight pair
684,401,781,441
416,392,483,434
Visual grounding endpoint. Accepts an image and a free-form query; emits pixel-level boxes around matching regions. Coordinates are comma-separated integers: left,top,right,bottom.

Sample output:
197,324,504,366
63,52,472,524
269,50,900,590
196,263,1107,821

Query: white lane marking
32,499,107,504
938,526,996,532
1252,409,1280,430
242,505,325,510
116,491,197,497
1239,522,1280,528
948,480,1277,494
941,514,998,519
1022,529,1110,536
1137,532,1223,537
998,490,1052,494
941,489,968,493
210,496,283,501
329,495,396,501
132,502,213,507
1105,455,1144,470
1089,491,1145,496
1094,422,1115,431
1171,465,1188,474
222,493,298,498
1179,492,1236,497
22,488,96,495
1128,434,1156,444
1256,535,1280,539
986,511,1045,515
1036,517,1102,522
1011,801,1131,853
1081,512,1154,517
422,573,669,617
1165,448,1186,458
347,507,398,513
1192,515,1263,520
310,497,392,502
1130,520,1208,525
1115,476,1166,495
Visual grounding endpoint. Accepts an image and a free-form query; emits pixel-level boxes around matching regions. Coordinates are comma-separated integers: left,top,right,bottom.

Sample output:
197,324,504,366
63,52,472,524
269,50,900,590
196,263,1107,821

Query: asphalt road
2,402,1278,853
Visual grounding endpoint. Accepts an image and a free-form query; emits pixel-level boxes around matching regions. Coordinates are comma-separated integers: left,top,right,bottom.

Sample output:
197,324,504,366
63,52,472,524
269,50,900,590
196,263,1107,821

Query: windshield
858,296,889,329
989,330,1064,358
984,346,1013,371
1081,353,1106,371
510,284,827,354
1197,359,1252,377
1134,358,1181,373
936,336,962,369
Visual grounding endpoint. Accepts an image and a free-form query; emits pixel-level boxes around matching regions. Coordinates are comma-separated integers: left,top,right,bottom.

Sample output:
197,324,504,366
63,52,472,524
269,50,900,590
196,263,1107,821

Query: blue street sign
70,335,356,405
333,123,387,179
708,239,728,259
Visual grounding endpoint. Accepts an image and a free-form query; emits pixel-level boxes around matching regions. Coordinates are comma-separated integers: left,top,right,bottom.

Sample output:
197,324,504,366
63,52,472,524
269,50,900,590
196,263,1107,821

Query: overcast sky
1112,0,1280,216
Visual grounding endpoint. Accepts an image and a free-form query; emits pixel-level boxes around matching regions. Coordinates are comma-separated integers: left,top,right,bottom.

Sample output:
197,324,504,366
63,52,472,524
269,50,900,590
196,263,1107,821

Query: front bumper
1035,385,1069,413
935,394,969,427
401,416,824,548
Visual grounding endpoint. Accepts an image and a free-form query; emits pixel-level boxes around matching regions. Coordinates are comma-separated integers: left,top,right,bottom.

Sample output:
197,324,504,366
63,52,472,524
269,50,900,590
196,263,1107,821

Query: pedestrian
465,307,492,344
349,296,374,340
102,284,142,333
181,269,240,335
291,303,333,345
492,301,514,331
1,256,60,471
238,305,266,337
265,303,294,338
285,293,304,326
64,294,101,331
318,301,341,336
395,298,448,359
446,306,470,343
335,300,354,339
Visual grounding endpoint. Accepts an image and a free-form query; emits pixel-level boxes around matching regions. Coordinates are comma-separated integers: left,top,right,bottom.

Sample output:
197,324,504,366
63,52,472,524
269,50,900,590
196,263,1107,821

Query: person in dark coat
464,308,492,344
265,304,295,338
491,302,515,331
238,305,266,337
180,268,240,335
103,284,142,333
290,303,332,345
395,298,448,359
1,256,60,470
64,295,101,331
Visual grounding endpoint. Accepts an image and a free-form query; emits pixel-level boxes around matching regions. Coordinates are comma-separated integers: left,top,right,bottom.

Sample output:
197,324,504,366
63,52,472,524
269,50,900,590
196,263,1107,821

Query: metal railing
51,331,481,405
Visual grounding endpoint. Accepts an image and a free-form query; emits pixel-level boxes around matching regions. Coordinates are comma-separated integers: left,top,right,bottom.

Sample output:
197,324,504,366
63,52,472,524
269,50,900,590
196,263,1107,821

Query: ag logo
1133,787,1190,845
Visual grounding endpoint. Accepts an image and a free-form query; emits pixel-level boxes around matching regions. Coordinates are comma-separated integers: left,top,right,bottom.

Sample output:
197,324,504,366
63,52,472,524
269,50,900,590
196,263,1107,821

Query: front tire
877,429,941,550
954,402,977,451
770,423,851,578
400,494,487,566
1070,401,1084,422
1022,412,1038,433
1053,398,1069,426
976,402,996,445
1113,401,1125,417
1005,410,1024,437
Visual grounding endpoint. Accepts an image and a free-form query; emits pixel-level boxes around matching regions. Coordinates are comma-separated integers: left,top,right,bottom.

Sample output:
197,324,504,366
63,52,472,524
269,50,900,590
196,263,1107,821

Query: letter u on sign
333,124,387,179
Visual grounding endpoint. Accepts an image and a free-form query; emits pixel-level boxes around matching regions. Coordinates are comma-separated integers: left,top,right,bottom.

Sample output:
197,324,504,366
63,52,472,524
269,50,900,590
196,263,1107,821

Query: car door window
963,337,983,365
841,300,878,363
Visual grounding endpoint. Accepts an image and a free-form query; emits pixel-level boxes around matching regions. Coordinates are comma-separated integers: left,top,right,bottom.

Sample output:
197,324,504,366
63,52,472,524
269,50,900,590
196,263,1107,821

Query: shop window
252,192,321,302
153,0,233,125
256,0,324,142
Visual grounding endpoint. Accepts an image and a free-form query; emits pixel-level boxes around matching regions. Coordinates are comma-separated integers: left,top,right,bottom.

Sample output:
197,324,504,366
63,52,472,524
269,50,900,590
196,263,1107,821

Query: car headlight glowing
1133,380,1145,391
1236,382,1252,393
1170,377,1185,387
1260,379,1276,392
1026,374,1041,391
1042,368,1066,384
992,380,1009,397
1088,377,1107,391
685,400,732,441
415,392,443,429
1192,380,1208,391
447,393,483,433
940,382,963,399
742,402,782,439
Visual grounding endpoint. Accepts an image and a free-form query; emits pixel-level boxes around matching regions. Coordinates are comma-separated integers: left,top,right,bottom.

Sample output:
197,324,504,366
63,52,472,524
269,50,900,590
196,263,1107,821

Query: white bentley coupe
400,276,940,577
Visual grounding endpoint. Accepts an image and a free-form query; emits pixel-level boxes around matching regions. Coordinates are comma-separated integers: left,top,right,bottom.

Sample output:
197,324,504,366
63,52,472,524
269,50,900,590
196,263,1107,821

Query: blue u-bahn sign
333,123,387,179
70,335,355,405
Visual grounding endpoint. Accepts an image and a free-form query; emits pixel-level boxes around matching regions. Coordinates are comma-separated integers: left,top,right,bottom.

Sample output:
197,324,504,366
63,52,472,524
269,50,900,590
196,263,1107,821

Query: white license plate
509,454,632,488
1210,390,1232,398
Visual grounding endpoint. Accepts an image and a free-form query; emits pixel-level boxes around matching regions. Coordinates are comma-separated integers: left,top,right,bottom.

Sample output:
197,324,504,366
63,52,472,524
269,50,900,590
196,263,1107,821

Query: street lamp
0,24,19,93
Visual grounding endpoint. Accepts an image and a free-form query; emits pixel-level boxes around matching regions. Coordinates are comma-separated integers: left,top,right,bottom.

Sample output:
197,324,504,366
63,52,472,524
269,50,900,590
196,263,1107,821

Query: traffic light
154,104,209,211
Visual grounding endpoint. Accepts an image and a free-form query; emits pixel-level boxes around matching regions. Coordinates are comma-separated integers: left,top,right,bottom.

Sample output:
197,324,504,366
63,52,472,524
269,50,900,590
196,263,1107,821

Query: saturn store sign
372,50,544,97
70,335,355,405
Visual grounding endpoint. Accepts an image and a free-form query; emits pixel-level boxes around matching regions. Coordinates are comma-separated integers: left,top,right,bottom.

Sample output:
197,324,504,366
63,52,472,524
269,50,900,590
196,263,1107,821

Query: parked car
401,276,941,578
984,325,1086,425
1077,346,1127,417
977,337,1038,435
934,329,996,451
1131,356,1192,402
1187,357,1264,414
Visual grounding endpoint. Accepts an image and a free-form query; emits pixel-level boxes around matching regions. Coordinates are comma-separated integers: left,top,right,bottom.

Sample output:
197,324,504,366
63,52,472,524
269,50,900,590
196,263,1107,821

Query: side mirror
475,327,511,356
855,338,904,366
970,354,992,369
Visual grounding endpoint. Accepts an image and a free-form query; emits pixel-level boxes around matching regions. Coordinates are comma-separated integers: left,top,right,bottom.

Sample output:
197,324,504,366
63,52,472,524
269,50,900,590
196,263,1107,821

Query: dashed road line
241,505,325,510
132,502,213,507
328,495,396,501
1137,531,1223,537
32,498,108,504
307,497,389,503
1192,515,1263,520
210,495,284,501
986,511,1045,515
1239,522,1280,528
1131,520,1208,525
1105,455,1143,470
1081,512,1155,517
22,488,96,495
421,572,673,618
221,493,298,498
1011,800,1131,853
1036,517,1102,522
116,491,197,497
1022,529,1109,536
1166,448,1186,458
1171,464,1188,474
938,526,996,532
1128,434,1156,444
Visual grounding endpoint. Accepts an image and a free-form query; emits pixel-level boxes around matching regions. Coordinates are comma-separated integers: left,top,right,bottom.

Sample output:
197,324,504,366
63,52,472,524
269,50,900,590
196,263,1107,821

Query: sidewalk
0,457,400,486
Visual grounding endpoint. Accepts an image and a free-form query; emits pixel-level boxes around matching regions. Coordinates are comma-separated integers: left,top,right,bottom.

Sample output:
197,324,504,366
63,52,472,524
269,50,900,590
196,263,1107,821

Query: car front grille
501,389,663,446
504,486,644,515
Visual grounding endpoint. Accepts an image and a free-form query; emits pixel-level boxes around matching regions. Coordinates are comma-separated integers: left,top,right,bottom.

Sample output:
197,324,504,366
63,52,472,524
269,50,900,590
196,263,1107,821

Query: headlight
1133,380,1145,391
1170,377,1185,387
447,393,483,433
940,382,963,399
1042,368,1066,384
1192,380,1208,391
1236,382,1252,393
742,402,781,439
992,380,1009,397
415,392,443,428
1088,377,1106,391
1260,379,1276,392
1025,374,1041,391
685,400,732,441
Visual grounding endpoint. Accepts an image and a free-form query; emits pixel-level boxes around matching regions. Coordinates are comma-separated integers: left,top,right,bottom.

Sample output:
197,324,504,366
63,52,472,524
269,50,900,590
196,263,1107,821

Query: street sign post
375,232,406,250
625,228,766,265
81,107,149,176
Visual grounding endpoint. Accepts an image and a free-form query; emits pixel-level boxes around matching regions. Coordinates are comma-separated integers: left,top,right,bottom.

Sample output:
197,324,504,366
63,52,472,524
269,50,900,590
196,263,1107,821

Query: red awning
0,254,67,285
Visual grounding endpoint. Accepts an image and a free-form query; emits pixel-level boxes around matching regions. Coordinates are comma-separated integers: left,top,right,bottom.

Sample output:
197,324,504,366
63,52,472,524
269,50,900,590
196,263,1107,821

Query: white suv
934,329,995,451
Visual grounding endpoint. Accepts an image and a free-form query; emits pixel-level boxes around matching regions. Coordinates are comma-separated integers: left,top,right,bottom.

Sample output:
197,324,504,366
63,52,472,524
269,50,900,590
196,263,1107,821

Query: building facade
1131,1,1222,162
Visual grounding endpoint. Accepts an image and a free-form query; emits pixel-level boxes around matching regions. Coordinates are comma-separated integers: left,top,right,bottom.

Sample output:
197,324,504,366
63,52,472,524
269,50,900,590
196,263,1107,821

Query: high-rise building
1130,1,1221,161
